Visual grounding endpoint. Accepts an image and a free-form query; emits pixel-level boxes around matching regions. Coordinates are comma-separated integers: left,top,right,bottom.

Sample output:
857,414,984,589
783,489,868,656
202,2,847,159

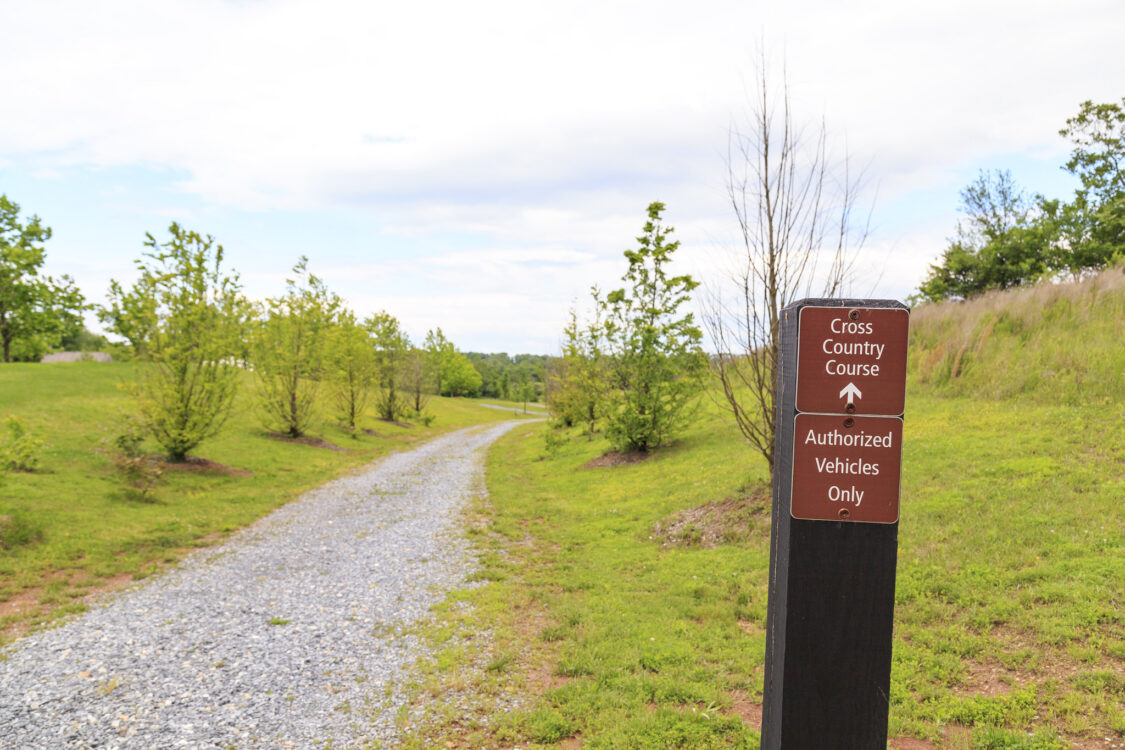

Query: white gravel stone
0,421,522,749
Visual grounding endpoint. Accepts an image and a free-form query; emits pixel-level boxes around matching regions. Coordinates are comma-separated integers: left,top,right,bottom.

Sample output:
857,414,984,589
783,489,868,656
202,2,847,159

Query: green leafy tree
100,275,158,356
919,101,1125,301
0,195,88,362
1061,98,1125,205
600,203,706,452
366,311,410,421
326,309,375,435
254,257,340,438
403,348,431,413
917,170,1052,301
1054,99,1125,273
442,351,483,396
548,301,607,435
112,224,250,461
424,328,454,395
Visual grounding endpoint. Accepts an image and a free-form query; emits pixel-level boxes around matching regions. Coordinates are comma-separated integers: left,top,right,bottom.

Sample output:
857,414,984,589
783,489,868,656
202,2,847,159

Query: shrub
100,418,163,501
0,415,45,471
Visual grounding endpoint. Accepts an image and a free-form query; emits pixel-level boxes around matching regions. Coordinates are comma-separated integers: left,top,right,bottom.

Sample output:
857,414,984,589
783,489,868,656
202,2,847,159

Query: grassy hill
401,271,1125,749
0,362,528,641
910,266,1125,405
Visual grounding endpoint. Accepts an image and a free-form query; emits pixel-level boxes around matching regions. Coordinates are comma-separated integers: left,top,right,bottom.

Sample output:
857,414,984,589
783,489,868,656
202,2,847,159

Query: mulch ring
160,456,253,477
362,428,418,441
652,490,770,548
583,450,651,469
266,433,346,452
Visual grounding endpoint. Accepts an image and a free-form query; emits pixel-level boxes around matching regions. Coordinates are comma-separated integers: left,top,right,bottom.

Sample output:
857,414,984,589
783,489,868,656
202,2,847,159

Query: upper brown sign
796,306,909,416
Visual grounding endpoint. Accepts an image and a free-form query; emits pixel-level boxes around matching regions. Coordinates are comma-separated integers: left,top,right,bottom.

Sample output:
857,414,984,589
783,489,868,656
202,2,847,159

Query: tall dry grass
908,266,1125,404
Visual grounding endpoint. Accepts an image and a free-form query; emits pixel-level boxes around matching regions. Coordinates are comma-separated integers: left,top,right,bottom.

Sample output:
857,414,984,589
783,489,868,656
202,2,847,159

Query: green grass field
0,362,528,641
399,275,1125,749
3,273,1123,749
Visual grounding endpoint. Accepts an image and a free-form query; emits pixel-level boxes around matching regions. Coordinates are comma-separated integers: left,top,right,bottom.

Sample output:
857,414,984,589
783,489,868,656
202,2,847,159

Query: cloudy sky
2,0,1122,353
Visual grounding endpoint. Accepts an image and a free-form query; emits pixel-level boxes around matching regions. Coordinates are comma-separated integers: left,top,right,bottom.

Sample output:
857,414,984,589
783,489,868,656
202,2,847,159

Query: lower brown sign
791,413,903,524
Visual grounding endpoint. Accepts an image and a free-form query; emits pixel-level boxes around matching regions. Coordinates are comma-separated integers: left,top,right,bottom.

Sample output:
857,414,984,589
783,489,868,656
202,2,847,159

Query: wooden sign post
762,299,909,749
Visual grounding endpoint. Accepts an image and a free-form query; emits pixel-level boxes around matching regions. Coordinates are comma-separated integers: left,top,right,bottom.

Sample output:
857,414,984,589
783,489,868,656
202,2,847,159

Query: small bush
100,417,163,501
0,415,45,472
542,428,568,458
0,512,46,550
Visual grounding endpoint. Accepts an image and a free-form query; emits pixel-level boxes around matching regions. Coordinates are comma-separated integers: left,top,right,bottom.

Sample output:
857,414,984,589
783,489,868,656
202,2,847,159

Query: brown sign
791,413,903,523
796,306,909,416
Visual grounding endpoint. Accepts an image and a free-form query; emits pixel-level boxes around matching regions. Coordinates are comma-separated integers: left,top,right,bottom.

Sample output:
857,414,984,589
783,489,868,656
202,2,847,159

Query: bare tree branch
705,51,872,473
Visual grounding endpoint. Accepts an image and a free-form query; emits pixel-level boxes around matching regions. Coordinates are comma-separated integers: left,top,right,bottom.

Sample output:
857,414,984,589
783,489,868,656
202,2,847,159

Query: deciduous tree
254,258,340,438
547,301,607,435
402,348,431,414
114,224,250,461
424,328,454,395
366,311,410,421
442,351,483,397
600,202,705,453
326,309,375,435
0,195,88,362
704,58,868,471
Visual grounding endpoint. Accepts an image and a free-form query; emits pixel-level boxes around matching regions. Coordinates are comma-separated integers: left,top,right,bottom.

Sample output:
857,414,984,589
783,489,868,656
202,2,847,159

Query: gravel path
0,421,521,749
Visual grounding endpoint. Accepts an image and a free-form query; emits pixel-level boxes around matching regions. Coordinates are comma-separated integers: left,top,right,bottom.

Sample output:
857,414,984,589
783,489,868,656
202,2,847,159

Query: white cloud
3,0,1123,351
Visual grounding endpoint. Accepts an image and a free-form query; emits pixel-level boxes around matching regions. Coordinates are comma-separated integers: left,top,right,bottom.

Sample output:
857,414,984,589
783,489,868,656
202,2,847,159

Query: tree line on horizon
917,98,1125,302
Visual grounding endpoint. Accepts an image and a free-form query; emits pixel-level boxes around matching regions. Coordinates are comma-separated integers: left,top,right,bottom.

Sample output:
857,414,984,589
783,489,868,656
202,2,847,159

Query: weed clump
100,417,163,502
0,511,45,550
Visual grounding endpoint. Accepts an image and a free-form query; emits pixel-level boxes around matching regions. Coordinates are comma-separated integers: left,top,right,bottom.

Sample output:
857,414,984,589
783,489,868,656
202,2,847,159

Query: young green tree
424,328,454,395
326,309,375,436
111,224,250,461
442,351,483,396
548,301,607,435
600,202,706,452
366,311,410,421
403,348,431,413
254,258,340,438
0,195,89,362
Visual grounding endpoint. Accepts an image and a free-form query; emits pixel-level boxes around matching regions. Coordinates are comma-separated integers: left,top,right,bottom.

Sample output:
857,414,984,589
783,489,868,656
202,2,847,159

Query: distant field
400,274,1125,749
0,362,526,641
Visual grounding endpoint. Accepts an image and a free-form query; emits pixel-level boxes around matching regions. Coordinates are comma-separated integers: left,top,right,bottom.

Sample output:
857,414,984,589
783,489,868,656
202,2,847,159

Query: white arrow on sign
839,382,862,403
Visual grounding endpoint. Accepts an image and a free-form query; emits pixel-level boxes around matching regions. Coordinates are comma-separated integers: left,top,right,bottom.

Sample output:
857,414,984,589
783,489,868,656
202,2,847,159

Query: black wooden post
761,298,908,750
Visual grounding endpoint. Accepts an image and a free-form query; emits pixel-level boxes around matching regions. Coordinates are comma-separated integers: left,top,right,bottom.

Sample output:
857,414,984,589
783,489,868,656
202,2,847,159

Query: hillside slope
909,266,1125,405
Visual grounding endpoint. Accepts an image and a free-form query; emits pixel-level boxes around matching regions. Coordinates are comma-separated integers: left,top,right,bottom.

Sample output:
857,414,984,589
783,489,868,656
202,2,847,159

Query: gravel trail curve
0,420,522,749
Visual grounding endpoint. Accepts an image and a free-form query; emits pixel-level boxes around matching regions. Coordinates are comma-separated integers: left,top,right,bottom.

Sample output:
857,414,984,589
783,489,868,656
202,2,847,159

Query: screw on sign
795,306,909,416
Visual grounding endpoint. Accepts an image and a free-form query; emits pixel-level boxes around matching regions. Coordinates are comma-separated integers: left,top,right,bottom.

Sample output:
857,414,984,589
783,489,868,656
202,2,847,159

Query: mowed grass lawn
0,361,526,641
400,390,1124,749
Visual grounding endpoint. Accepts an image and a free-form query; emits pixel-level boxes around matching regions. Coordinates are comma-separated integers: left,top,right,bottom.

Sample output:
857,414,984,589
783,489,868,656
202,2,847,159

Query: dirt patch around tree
652,490,770,548
582,450,651,469
362,428,418,442
267,433,346,452
160,456,252,477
